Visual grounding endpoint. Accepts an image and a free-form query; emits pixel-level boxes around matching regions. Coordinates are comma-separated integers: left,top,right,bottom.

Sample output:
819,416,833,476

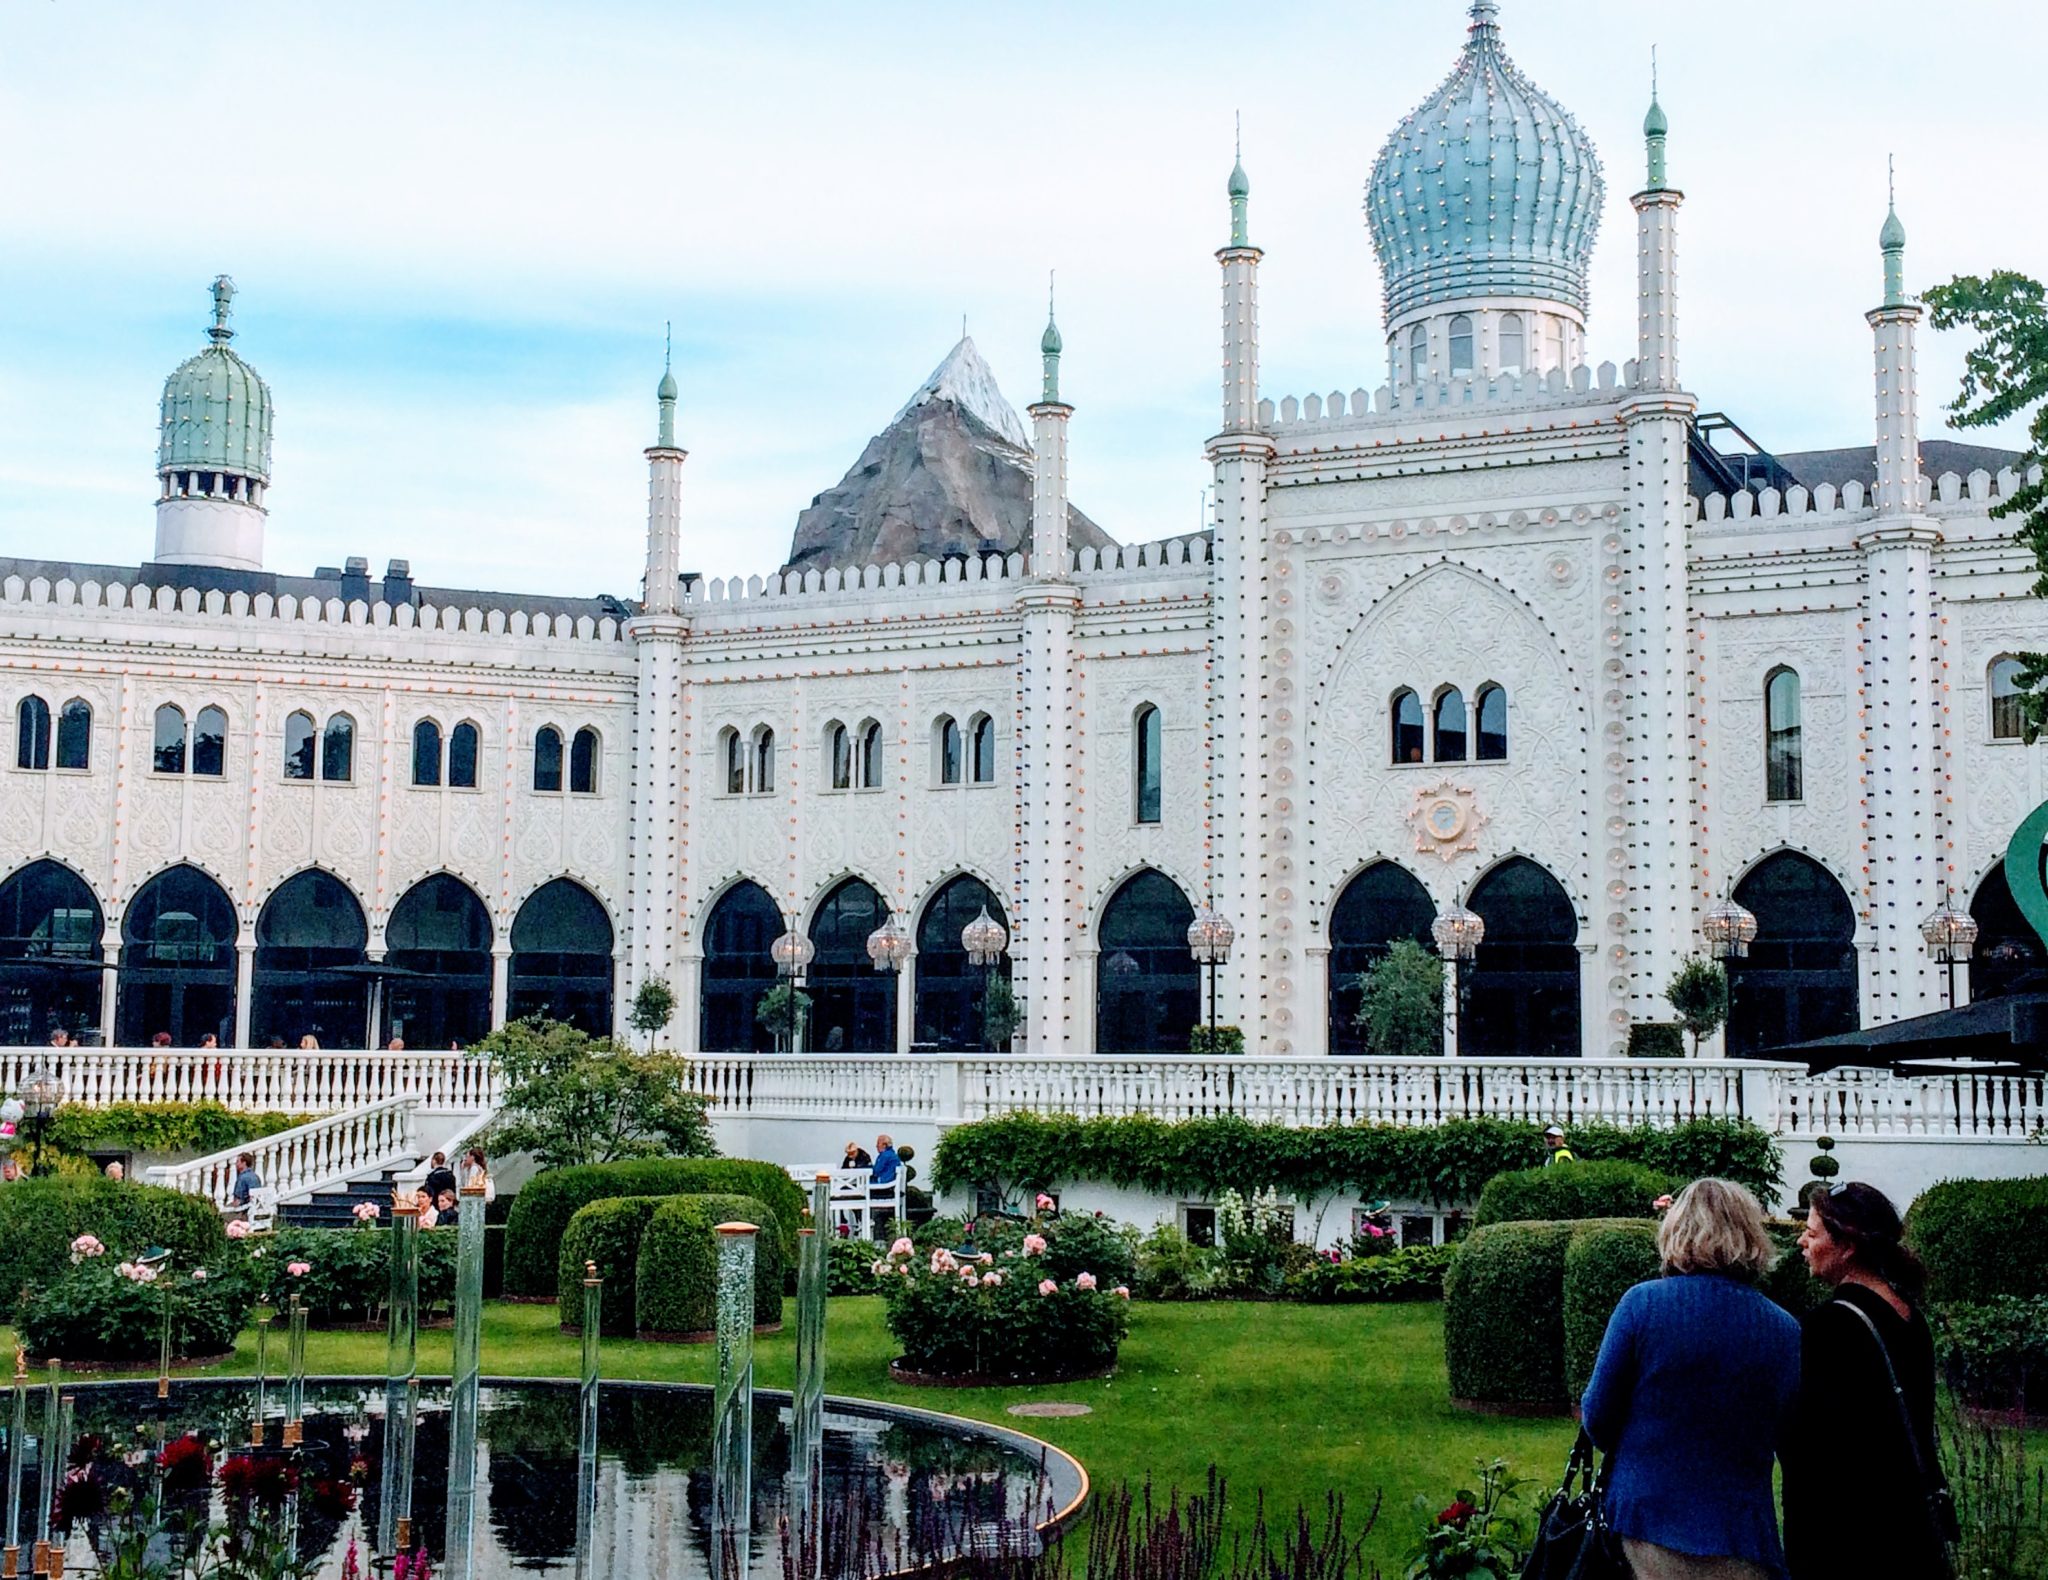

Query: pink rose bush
69,1234,105,1263
286,1262,312,1278
225,1220,252,1240
1022,1234,1047,1256
352,1201,381,1223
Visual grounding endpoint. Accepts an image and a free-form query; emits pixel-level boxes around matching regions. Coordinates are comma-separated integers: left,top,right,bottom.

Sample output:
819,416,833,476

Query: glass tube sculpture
712,1224,757,1580
282,1297,308,1448
379,1192,420,1557
5,1350,28,1580
443,1182,487,1580
573,1261,602,1580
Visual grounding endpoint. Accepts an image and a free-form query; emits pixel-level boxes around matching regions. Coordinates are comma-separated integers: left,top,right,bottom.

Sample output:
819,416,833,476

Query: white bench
788,1165,904,1241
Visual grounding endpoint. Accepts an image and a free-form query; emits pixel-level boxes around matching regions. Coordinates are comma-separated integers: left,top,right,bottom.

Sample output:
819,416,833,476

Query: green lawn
3,1296,1571,1573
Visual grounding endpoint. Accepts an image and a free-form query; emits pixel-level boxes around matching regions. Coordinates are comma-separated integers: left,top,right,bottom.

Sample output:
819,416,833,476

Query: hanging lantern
1186,906,1236,965
961,908,1008,967
1701,896,1758,961
1432,905,1484,963
770,929,815,976
866,915,911,974
1919,898,1979,963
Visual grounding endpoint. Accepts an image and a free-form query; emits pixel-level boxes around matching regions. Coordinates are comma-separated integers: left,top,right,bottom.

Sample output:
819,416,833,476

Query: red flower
67,1434,104,1470
219,1454,298,1510
1436,1499,1476,1528
53,1471,107,1525
159,1435,213,1494
312,1479,360,1519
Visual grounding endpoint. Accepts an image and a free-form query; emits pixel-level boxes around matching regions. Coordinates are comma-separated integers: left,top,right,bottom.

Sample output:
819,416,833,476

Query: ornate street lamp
1920,889,1979,1010
961,908,1009,1052
1701,895,1758,961
21,1065,65,1176
865,915,911,974
1432,904,1484,1053
770,926,815,1053
1186,906,1236,1054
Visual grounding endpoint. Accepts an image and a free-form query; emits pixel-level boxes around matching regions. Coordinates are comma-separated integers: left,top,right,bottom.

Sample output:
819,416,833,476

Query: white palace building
2,4,2044,1210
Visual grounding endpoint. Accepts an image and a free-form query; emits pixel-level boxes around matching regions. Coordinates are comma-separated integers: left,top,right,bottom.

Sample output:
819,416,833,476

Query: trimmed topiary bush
0,1175,226,1307
558,1198,666,1334
1473,1160,1674,1228
1561,1219,1662,1401
1936,1296,2048,1413
505,1159,805,1296
633,1194,784,1337
1906,1176,2048,1304
1443,1220,1576,1409
1284,1243,1455,1303
16,1256,256,1364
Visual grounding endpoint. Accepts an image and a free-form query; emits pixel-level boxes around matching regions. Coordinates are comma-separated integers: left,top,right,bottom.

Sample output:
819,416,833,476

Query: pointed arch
251,868,369,1049
15,696,49,771
1726,849,1858,1055
413,719,444,786
1095,868,1198,1054
803,876,894,1052
700,878,781,1052
284,710,316,780
153,703,187,775
570,726,600,794
509,878,615,1033
384,873,493,1050
1462,856,1580,1057
116,864,237,1046
55,699,92,772
915,873,1010,1052
0,859,105,1044
448,720,480,788
533,725,564,792
970,713,996,783
1327,860,1438,1055
1969,858,2042,1002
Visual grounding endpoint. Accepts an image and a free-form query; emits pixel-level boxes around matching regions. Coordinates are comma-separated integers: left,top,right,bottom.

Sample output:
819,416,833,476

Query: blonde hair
1656,1178,1774,1278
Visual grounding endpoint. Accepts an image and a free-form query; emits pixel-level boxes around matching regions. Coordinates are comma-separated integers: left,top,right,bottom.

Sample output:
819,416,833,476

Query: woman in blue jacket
1581,1178,1801,1580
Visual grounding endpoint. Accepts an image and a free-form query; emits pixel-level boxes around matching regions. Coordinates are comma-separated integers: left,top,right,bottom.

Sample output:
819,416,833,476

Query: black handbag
1837,1300,1961,1560
1520,1429,1627,1580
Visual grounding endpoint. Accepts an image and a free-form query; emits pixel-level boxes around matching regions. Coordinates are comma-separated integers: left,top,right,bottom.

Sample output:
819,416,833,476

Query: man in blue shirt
869,1135,900,1188
230,1152,262,1209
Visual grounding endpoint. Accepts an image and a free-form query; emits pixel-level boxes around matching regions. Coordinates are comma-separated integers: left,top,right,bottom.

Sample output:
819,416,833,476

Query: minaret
1017,284,1080,1053
1616,74,1699,1047
154,276,273,571
628,340,691,1045
1205,137,1276,1050
1858,180,1946,1019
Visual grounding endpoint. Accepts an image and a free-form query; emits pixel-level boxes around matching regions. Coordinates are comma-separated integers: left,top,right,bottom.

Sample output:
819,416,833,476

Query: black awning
1761,993,2048,1073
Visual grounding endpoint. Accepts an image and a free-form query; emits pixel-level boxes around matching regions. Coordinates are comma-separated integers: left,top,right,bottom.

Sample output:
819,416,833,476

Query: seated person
840,1140,872,1170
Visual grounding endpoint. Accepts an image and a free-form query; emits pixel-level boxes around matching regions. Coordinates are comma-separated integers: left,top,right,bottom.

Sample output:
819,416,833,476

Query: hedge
1906,1176,2048,1304
1443,1220,1577,1407
558,1198,667,1334
48,1102,307,1158
245,1226,458,1326
1561,1220,1663,1401
17,1256,256,1363
634,1194,785,1337
505,1159,806,1296
1284,1243,1456,1303
930,1113,1780,1205
0,1176,226,1308
1936,1296,2048,1413
1474,1161,1674,1227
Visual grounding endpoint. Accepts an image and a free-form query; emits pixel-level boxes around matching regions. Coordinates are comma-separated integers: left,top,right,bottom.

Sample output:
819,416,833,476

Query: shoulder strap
1834,1297,1939,1491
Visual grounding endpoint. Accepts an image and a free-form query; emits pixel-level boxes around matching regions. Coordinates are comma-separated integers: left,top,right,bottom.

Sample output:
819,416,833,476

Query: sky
1,1,2041,598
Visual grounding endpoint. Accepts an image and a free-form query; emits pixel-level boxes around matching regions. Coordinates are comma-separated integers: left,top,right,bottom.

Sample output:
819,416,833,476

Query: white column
675,951,703,1055
490,947,510,1031
99,944,119,1048
233,938,255,1049
895,949,917,1055
629,436,690,1016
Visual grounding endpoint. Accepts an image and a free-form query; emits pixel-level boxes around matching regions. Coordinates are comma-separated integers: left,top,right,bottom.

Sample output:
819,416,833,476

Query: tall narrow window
1765,667,1803,803
753,727,775,793
192,706,227,778
533,726,564,792
15,697,49,771
721,728,744,795
321,714,355,782
448,721,479,788
1433,687,1467,762
1546,319,1564,371
1407,324,1427,385
55,700,91,772
413,719,443,786
971,714,996,783
1448,314,1474,376
829,723,852,790
1499,313,1525,374
570,727,600,793
938,717,962,785
153,704,187,775
1475,684,1508,761
858,721,882,789
1990,657,2027,740
284,711,316,780
1134,704,1162,825
1390,689,1425,764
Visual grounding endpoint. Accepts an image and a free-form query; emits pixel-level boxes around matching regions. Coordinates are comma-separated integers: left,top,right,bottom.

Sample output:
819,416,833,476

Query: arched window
15,697,49,771
1407,324,1427,385
570,727,600,794
1096,870,1199,1053
937,717,962,786
858,721,883,789
284,711,316,780
1765,667,1802,802
1475,684,1508,761
829,723,852,790
1449,314,1474,376
1328,862,1438,1054
915,874,1011,1051
533,726,564,793
1990,656,2027,740
1463,858,1581,1057
805,877,895,1052
0,860,104,1045
412,720,443,787
509,879,615,1034
153,704,187,775
384,874,494,1050
1433,687,1467,762
55,700,91,772
250,870,368,1050
1134,705,1162,824
115,864,237,1047
448,722,479,789
1969,859,2043,1003
971,714,996,783
1726,852,1859,1056
720,728,744,795
1390,689,1425,764
753,727,776,793
1545,319,1564,370
1499,313,1525,374
192,706,226,778
700,880,782,1052
321,714,354,783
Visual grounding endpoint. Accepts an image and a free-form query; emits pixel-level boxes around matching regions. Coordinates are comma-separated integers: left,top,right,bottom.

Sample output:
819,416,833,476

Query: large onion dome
158,276,272,483
1365,2,1604,325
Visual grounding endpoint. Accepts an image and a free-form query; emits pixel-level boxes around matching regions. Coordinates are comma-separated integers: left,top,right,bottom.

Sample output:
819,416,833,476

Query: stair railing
146,1095,419,1212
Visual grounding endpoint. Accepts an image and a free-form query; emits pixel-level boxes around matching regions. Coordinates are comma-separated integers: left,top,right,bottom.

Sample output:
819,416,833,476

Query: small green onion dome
1228,159,1250,200
1644,97,1667,137
158,276,272,483
1041,317,1063,356
657,365,679,402
1880,206,1907,251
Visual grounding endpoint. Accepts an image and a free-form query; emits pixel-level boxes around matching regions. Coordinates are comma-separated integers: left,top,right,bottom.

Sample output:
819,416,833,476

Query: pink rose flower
287,1261,311,1278
1653,1194,1675,1211
1075,1272,1098,1290
889,1237,915,1257
982,1270,1003,1286
225,1220,251,1240
1035,1193,1055,1211
191,1268,209,1281
958,1266,979,1281
353,1201,381,1222
1036,1279,1057,1296
1113,1286,1130,1299
70,1234,105,1259
1022,1234,1047,1255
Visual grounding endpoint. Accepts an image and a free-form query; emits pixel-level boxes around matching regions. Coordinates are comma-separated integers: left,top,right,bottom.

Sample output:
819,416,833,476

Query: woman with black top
1783,1181,1950,1580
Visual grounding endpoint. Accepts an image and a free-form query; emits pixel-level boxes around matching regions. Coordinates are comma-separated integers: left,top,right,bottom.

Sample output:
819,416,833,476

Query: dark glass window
1969,858,2045,1002
321,715,354,782
972,715,996,783
1096,869,1199,1054
805,878,895,1052
153,704,186,774
192,706,226,777
938,718,962,785
831,724,852,790
1990,657,2026,741
1463,858,1581,1058
1135,705,1162,824
0,860,104,1045
251,869,368,1050
54,700,91,772
448,722,479,788
534,726,564,792
1475,685,1507,761
858,722,882,789
1391,689,1425,764
754,728,775,793
284,712,316,780
1433,688,1467,762
115,864,237,1046
700,880,782,1052
384,874,493,1051
1449,314,1474,375
16,696,49,771
413,720,443,786
722,729,744,795
509,878,614,1035
915,874,1011,1052
1726,852,1859,1056
570,727,600,793
1765,668,1802,802
1328,862,1439,1055
1408,324,1427,385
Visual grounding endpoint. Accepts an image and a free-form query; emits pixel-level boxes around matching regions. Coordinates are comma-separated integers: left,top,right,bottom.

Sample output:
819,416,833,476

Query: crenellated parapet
1261,359,1635,436
1691,465,2041,529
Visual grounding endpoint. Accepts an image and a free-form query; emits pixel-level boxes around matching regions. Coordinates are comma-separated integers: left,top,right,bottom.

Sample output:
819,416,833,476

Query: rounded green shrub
1906,1175,2048,1303
1561,1220,1662,1401
238,1225,457,1325
1935,1296,2048,1412
633,1194,784,1337
1443,1220,1576,1408
1284,1243,1454,1303
0,1176,226,1307
873,1240,1129,1379
16,1256,255,1363
558,1198,666,1334
505,1159,805,1296
1473,1160,1674,1228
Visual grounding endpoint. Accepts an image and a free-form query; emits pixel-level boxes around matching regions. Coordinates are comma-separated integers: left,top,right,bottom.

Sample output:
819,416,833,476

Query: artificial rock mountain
784,337,1114,572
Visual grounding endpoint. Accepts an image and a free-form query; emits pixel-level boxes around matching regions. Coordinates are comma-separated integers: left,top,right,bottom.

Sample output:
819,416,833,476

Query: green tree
1665,956,1729,1057
980,974,1019,1050
628,976,677,1053
1353,938,1445,1058
1927,271,2048,736
755,984,812,1051
478,1017,714,1172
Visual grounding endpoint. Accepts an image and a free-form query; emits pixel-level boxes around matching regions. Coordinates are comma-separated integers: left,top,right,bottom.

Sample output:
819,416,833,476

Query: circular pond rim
47,1373,1091,1539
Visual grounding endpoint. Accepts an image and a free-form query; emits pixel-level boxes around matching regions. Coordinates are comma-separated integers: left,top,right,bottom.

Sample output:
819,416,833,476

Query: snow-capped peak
889,336,1031,451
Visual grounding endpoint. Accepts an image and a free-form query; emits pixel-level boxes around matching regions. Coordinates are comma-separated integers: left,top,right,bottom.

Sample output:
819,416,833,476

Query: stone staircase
279,1161,418,1228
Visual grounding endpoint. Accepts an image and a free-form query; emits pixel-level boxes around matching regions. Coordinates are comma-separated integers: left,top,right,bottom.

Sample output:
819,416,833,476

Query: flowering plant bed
15,1250,255,1365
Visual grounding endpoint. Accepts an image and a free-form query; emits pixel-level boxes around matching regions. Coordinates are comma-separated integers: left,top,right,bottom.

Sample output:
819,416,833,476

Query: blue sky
2,1,2040,596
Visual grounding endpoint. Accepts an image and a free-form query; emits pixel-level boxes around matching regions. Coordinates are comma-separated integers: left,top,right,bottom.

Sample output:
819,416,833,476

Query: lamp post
961,908,1008,1053
20,1067,64,1176
1186,906,1236,1053
1919,889,1978,1011
770,925,815,1054
1431,905,1483,1056
1702,891,1758,1056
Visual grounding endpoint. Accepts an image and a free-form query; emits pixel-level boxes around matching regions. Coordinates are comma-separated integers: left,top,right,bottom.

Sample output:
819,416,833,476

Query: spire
1039,274,1062,405
208,275,235,344
656,322,679,448
1467,0,1501,40
1643,47,1668,190
1881,157,1908,308
1227,112,1250,248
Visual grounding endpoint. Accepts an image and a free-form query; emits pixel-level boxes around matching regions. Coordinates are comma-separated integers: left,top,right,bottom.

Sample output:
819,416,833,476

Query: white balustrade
1783,1067,2048,1139
146,1094,419,1211
1,1047,500,1115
